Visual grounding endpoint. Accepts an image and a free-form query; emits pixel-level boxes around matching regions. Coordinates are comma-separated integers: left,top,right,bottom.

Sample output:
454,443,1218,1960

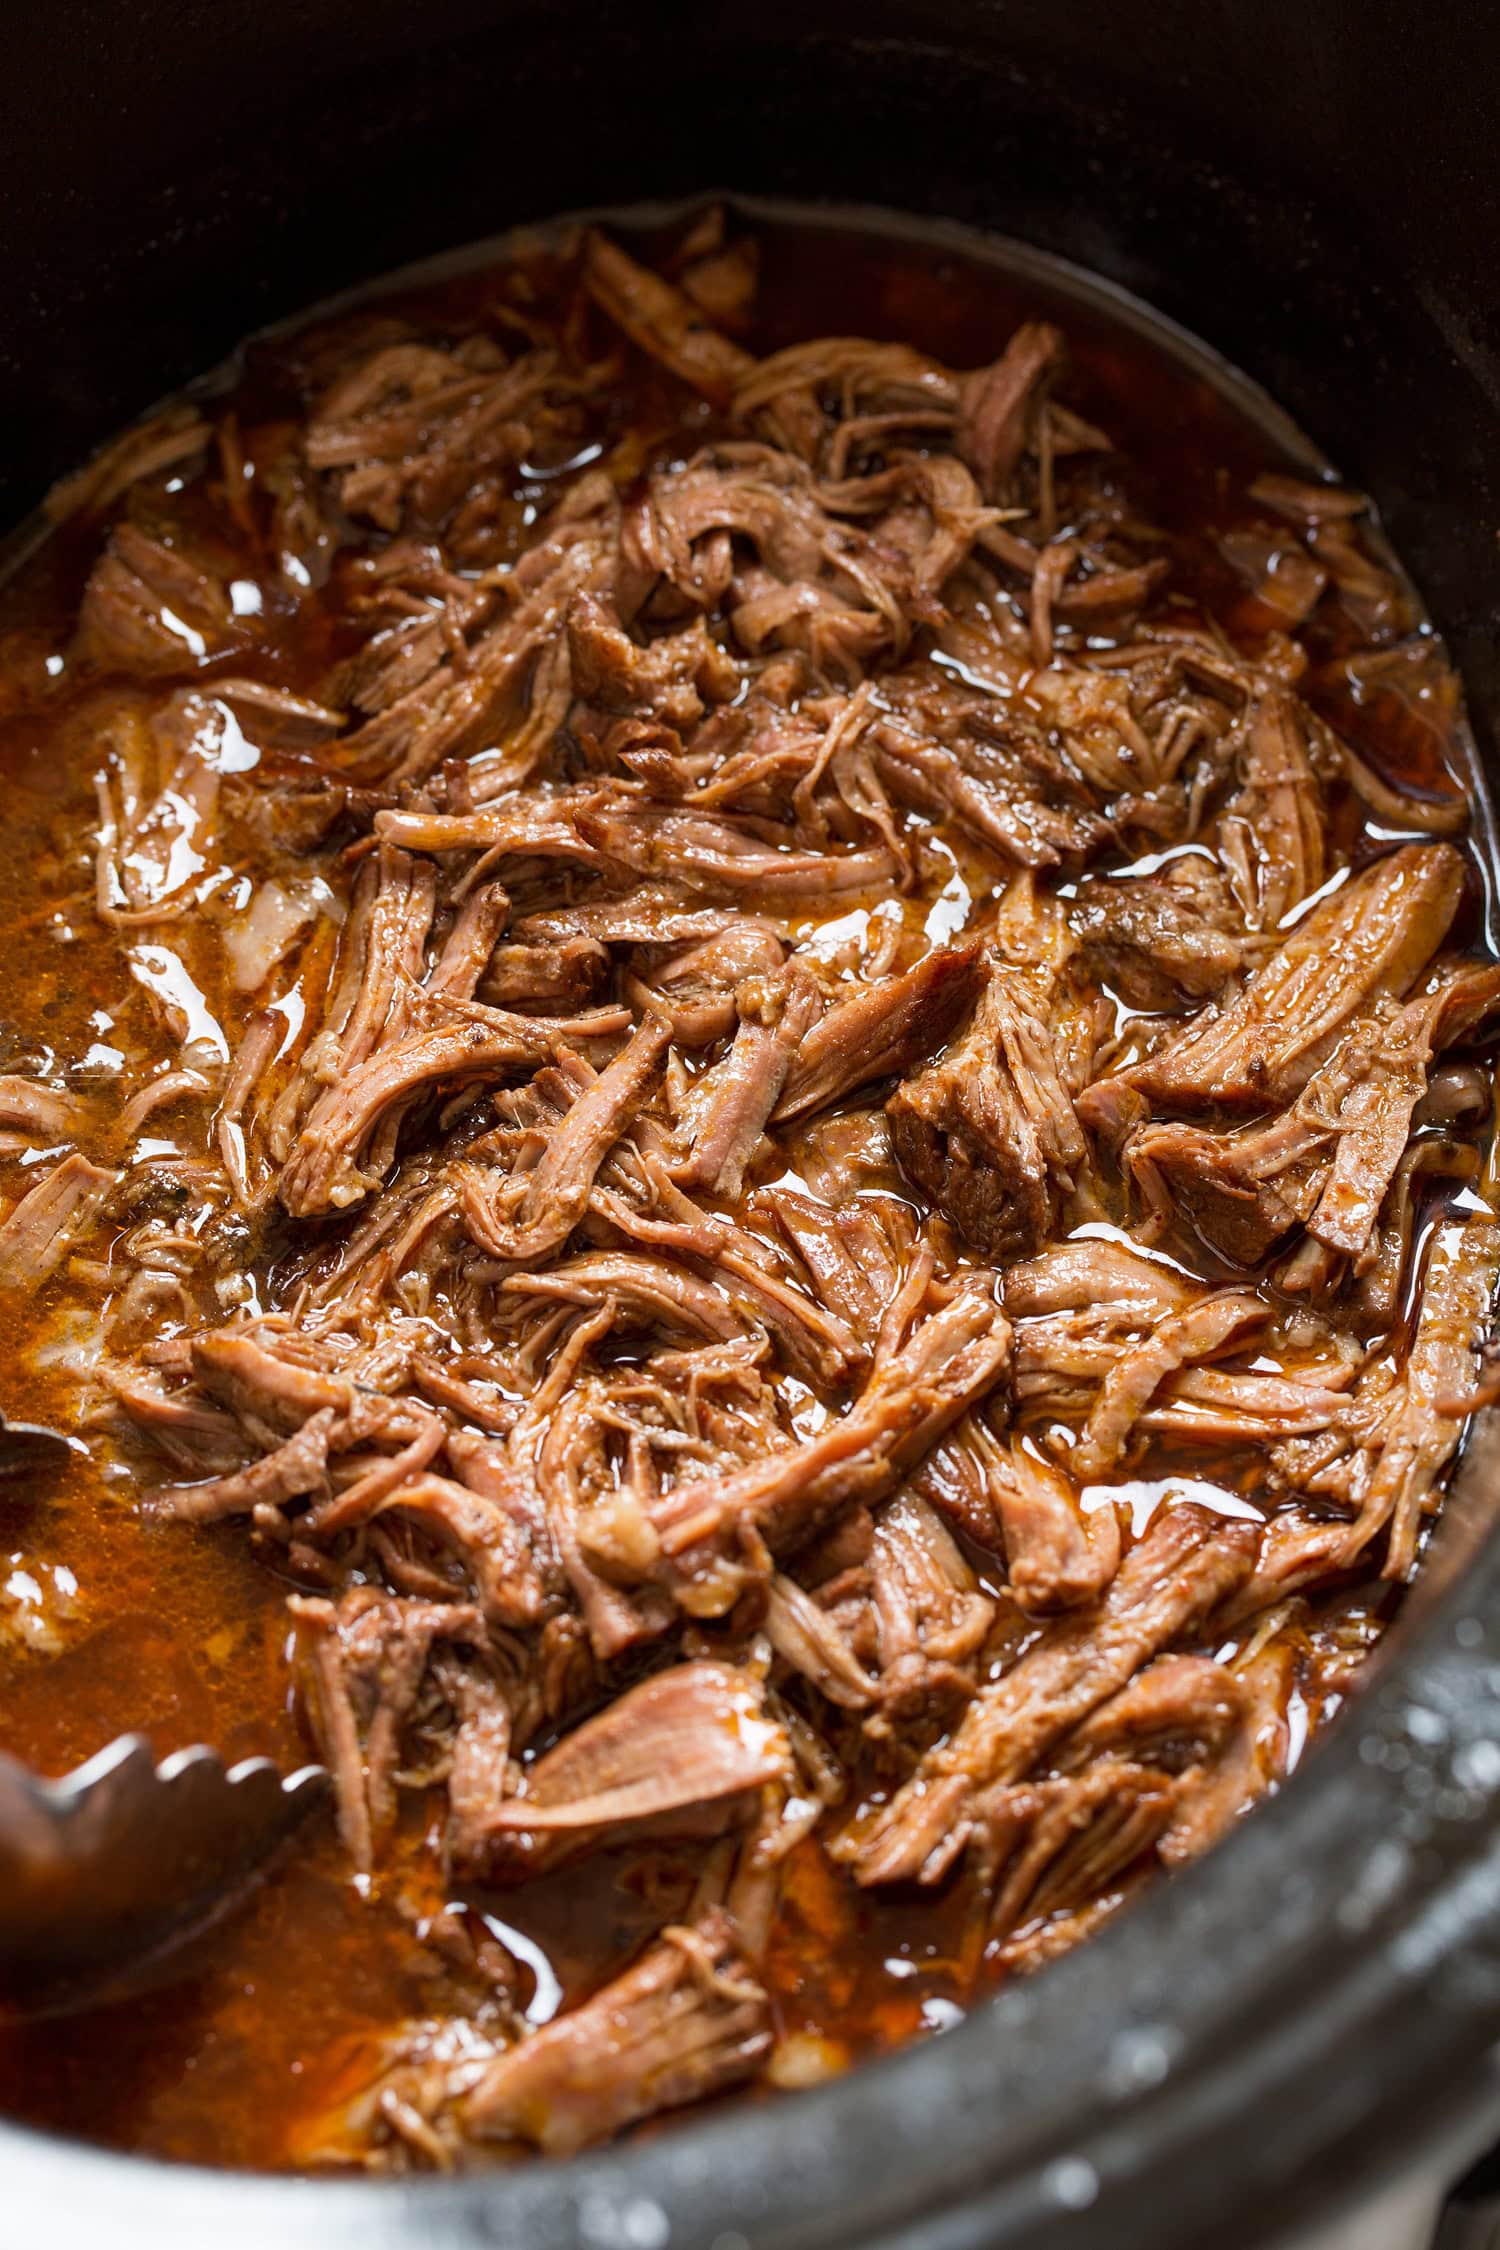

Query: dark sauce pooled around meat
0,201,1495,2171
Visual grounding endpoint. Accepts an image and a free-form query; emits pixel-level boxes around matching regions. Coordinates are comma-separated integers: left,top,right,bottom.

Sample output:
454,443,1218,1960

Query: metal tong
0,1735,328,2014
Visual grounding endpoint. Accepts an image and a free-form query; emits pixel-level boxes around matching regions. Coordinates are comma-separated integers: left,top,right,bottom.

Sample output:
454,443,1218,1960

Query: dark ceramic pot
4,7,1500,2246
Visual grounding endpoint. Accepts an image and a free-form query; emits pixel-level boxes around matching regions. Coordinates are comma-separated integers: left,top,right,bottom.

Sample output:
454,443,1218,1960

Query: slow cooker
5,6,1500,2244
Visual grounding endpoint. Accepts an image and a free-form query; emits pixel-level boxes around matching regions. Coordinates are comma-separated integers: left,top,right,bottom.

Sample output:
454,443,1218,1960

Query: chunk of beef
575,796,898,900
863,1489,996,1712
583,231,756,408
1022,657,1212,805
873,692,1113,869
305,337,550,532
1248,473,1367,528
47,404,210,523
373,792,605,863
980,1755,1177,1938
568,592,738,725
1069,1289,1268,1479
1138,1363,1351,1445
291,1587,485,1871
184,1328,354,1430
1003,1237,1194,1322
629,921,787,1047
842,1506,1257,1885
1279,1211,1500,1579
956,323,1064,501
1216,689,1327,931
470,1662,789,1876
277,1000,630,1216
763,1572,881,1709
774,944,983,1125
1354,1133,1479,1329
1070,864,1246,1013
345,494,614,785
674,971,822,1194
333,1471,552,1631
457,1013,669,1261
769,1488,995,1723
1129,958,1500,1266
756,1183,907,1333
1061,1651,1246,1776
477,931,606,1016
1061,1650,1286,1867
1217,524,1328,631
887,961,1086,1259
463,1911,770,2155
77,524,235,676
1307,965,1500,1258
613,1277,1012,1615
1108,843,1463,1113
0,1076,92,1152
145,1407,338,1524
0,1152,118,1291
677,223,761,335
682,1218,866,1388
629,922,791,1044
502,1250,744,1346
616,440,990,679
916,1422,1121,1611
93,696,228,929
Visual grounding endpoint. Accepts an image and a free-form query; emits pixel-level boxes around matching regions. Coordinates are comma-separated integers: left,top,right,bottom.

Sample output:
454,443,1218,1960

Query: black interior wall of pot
1,0,1480,461
7,1,1499,717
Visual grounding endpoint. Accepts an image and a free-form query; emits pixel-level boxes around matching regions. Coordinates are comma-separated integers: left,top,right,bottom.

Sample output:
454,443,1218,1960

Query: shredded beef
13,211,1497,2170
